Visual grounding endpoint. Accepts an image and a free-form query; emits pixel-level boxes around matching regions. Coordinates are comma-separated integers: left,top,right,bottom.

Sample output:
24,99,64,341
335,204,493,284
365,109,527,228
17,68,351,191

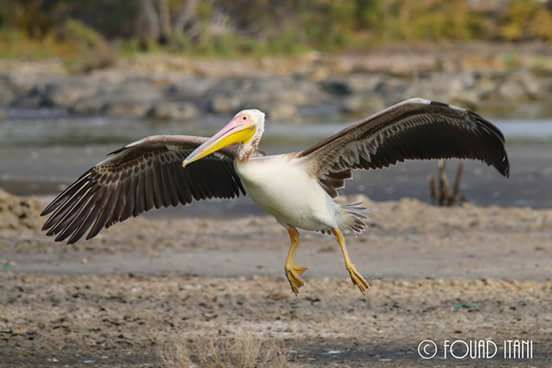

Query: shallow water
1,112,551,210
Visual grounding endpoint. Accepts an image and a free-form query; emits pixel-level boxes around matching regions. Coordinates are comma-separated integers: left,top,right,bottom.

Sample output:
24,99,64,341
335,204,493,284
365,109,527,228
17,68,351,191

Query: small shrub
58,19,115,73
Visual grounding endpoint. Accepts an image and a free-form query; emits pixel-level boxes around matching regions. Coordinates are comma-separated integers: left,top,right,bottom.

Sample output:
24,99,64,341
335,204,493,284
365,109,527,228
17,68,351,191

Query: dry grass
160,339,193,368
160,333,288,368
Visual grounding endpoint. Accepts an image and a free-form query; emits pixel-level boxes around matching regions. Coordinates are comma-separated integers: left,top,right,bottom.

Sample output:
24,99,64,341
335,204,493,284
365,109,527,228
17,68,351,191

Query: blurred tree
141,0,161,45
1,0,552,57
58,19,115,72
500,0,539,41
500,0,552,42
532,8,552,41
159,0,171,43
354,0,385,30
0,0,69,38
137,0,201,48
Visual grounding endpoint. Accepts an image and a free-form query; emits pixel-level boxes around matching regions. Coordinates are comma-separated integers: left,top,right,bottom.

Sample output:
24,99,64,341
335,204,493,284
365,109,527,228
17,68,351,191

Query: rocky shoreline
2,44,552,122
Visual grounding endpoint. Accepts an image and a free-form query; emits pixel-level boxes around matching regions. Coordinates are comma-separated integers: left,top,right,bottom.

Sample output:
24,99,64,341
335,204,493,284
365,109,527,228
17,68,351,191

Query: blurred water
1,113,551,210
3,114,552,147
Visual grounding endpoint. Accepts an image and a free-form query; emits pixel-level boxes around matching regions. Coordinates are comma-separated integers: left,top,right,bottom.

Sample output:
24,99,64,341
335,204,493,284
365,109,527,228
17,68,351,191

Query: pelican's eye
242,116,247,121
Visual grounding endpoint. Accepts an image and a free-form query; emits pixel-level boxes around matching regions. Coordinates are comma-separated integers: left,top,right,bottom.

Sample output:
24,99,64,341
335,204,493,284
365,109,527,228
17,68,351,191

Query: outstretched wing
41,135,245,244
297,98,509,197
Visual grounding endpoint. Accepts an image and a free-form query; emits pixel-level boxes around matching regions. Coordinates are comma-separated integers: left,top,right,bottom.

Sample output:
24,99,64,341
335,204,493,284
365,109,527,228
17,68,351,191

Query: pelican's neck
237,123,263,160
237,136,260,160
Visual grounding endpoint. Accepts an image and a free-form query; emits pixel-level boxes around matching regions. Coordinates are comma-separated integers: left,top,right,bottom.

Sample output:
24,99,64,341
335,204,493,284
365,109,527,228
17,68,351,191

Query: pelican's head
183,109,265,167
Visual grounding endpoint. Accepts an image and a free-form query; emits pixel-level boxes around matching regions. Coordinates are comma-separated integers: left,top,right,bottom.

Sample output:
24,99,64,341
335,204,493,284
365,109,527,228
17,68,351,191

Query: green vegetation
1,0,552,64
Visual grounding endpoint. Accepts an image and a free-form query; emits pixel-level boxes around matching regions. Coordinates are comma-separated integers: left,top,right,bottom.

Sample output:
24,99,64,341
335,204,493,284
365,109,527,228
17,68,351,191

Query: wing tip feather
42,139,246,244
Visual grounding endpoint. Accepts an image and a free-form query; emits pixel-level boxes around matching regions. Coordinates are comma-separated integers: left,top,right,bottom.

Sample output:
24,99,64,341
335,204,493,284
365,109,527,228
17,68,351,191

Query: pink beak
182,117,255,167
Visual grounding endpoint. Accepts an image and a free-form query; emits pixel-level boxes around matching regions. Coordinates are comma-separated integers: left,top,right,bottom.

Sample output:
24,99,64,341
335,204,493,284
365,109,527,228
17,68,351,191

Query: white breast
235,155,338,231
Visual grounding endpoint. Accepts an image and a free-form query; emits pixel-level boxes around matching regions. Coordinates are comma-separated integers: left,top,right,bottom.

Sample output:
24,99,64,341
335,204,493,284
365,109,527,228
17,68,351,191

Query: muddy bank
2,44,552,123
2,195,551,257
2,195,551,281
0,189,42,231
1,275,551,367
1,191,552,367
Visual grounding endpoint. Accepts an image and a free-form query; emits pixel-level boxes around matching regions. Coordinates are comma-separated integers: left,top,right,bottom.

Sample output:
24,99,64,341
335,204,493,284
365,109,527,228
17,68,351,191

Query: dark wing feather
41,135,245,244
298,98,509,197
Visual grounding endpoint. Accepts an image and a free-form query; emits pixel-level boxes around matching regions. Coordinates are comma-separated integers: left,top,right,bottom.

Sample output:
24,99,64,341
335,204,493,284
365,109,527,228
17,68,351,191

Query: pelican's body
235,155,339,231
41,98,510,295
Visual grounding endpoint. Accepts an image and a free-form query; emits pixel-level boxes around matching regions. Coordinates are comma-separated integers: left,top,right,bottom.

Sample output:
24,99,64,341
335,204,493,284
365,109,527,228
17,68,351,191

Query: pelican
41,98,509,294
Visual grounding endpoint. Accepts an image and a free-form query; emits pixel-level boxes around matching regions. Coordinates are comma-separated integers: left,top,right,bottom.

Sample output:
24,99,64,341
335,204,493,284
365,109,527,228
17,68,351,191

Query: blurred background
1,0,552,210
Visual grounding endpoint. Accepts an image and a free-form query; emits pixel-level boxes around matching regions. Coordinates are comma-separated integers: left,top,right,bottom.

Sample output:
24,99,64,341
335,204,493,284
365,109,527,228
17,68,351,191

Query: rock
401,72,496,109
446,73,481,108
447,73,476,97
105,101,152,119
320,78,352,95
341,95,385,115
538,78,552,96
517,71,540,99
71,94,109,115
0,76,16,106
267,103,297,121
449,92,480,110
101,79,162,118
330,73,386,95
43,78,99,108
343,75,384,94
279,86,317,106
212,77,323,110
148,101,199,121
498,79,526,100
12,85,46,109
374,78,409,103
208,95,242,114
474,76,498,100
166,77,214,100
112,79,163,103
340,96,365,114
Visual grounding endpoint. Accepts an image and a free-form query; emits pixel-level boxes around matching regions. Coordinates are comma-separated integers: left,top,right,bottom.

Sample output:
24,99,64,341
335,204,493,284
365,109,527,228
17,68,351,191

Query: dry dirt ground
1,191,552,367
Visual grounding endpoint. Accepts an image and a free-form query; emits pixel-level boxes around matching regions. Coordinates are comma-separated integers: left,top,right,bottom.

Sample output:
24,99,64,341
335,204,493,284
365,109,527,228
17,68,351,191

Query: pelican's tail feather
338,202,369,235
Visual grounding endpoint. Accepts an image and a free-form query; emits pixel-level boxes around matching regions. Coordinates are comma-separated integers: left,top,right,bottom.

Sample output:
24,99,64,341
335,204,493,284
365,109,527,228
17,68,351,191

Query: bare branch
141,0,160,42
158,0,172,43
174,0,200,36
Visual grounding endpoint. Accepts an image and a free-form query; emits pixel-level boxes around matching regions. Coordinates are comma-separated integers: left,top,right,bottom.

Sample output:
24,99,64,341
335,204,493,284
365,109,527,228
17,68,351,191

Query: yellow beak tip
182,160,189,168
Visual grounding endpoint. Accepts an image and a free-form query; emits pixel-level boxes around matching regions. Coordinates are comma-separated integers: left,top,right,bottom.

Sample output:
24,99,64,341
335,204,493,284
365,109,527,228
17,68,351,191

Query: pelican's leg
332,228,369,294
284,227,307,295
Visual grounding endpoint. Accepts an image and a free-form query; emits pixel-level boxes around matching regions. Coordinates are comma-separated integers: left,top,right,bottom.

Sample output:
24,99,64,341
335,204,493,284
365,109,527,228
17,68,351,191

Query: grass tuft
160,333,288,368
160,339,193,368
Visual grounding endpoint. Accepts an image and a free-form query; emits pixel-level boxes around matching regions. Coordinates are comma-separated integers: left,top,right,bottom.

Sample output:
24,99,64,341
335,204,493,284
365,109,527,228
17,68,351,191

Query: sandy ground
1,191,552,367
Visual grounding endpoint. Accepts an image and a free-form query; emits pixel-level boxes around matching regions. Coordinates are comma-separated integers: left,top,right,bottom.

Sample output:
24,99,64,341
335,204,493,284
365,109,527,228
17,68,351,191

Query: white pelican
41,98,509,294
